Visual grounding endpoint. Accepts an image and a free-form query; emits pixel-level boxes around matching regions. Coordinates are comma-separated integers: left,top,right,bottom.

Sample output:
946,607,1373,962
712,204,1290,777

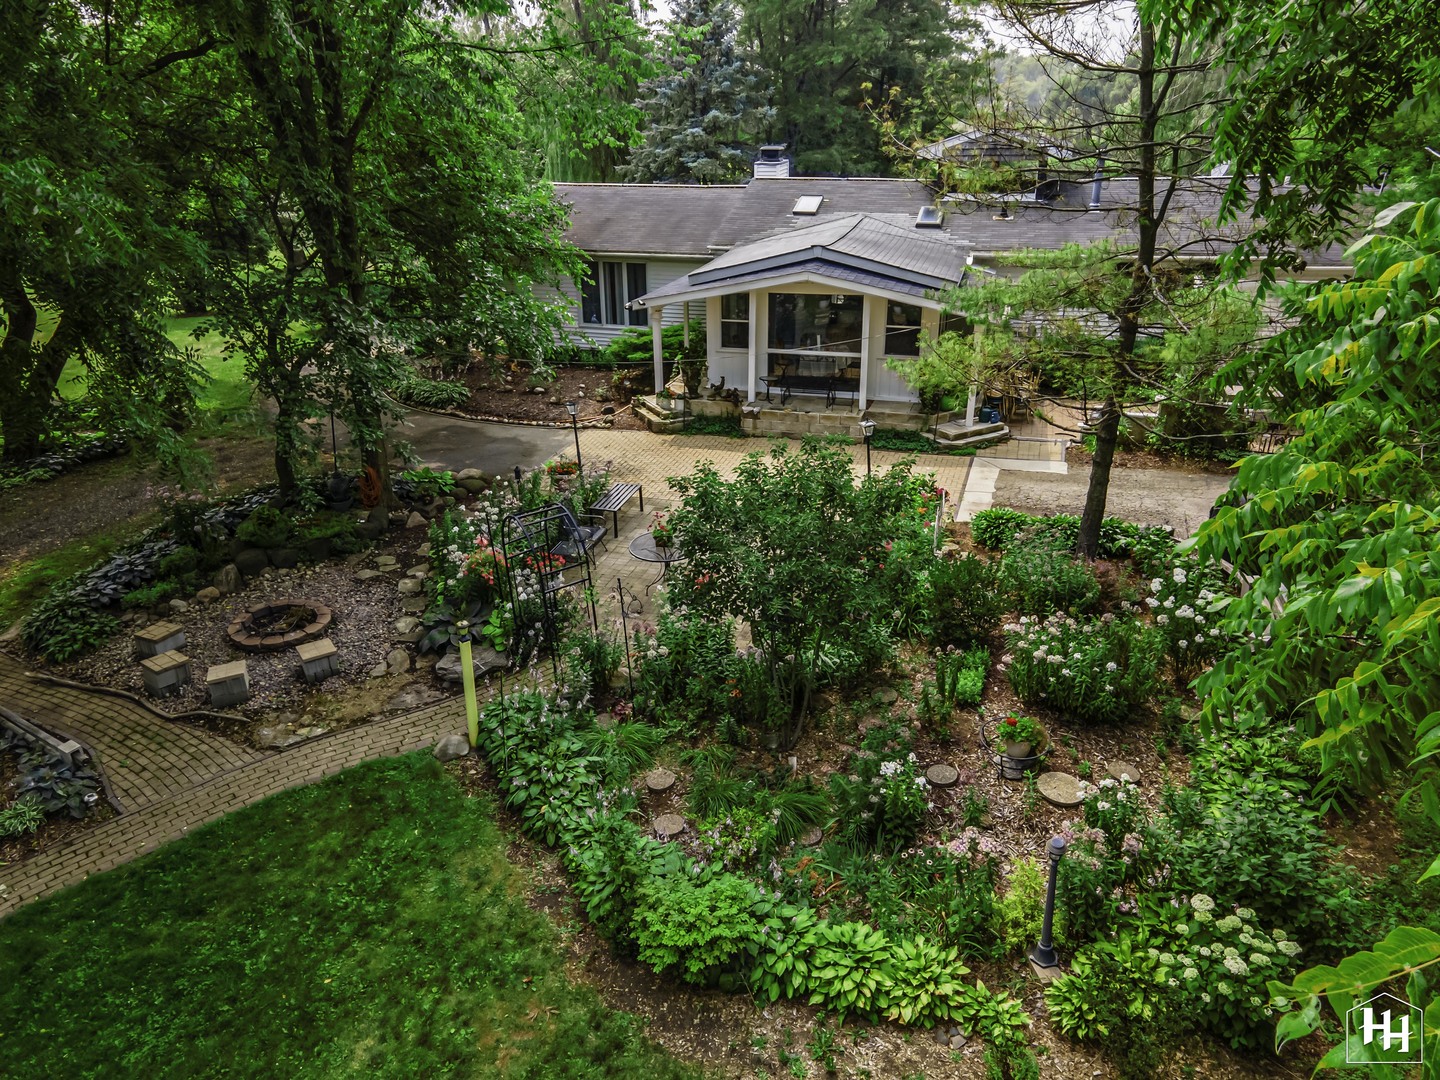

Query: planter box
135,620,185,659
141,650,192,697
206,659,251,708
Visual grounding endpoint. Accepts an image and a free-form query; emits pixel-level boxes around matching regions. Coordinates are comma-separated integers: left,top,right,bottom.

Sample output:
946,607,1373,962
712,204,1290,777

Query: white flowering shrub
1152,896,1304,1051
1142,549,1230,678
1004,612,1164,723
832,725,930,850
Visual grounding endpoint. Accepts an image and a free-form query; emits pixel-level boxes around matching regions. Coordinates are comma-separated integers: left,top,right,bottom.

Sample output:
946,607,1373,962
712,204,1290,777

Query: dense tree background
619,0,774,183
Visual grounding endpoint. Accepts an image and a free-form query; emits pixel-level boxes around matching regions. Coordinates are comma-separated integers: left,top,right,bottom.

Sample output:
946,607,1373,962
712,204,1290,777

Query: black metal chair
551,505,608,562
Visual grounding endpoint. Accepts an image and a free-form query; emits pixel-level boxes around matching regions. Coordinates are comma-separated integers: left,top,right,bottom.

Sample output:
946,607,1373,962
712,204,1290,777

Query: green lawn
0,755,704,1080
54,315,255,419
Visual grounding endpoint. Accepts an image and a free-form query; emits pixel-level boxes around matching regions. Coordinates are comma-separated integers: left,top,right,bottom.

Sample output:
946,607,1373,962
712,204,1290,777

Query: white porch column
965,385,978,426
858,296,873,412
746,288,761,402
651,307,665,394
682,301,689,348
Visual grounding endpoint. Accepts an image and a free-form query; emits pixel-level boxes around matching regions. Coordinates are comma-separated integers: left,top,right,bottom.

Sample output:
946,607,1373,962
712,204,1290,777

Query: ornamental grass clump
1004,612,1164,724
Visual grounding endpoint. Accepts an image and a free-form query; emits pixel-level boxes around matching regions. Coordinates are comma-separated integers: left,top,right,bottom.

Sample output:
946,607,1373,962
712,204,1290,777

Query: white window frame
719,293,749,349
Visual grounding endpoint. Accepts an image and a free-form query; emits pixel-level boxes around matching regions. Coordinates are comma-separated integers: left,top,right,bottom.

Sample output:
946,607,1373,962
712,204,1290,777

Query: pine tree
620,0,773,184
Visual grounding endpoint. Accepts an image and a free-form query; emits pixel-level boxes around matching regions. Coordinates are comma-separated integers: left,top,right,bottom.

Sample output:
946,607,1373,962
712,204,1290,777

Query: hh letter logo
1346,992,1424,1065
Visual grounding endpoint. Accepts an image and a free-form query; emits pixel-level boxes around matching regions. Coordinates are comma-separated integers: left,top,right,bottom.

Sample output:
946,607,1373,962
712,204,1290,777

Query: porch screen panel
768,293,862,353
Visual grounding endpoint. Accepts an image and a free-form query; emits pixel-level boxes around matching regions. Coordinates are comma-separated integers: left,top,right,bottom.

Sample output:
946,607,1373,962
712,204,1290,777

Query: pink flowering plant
1004,611,1164,724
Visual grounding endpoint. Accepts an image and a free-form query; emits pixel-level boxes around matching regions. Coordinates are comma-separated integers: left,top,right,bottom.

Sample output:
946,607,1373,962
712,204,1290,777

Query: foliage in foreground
0,755,701,1080
473,691,1031,1046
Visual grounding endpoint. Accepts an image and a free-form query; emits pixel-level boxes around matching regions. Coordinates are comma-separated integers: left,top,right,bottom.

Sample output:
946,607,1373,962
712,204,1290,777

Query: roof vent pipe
1089,155,1105,210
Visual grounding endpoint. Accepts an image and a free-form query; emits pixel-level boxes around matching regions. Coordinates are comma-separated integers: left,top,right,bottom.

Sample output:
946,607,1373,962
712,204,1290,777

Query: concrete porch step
926,420,1010,449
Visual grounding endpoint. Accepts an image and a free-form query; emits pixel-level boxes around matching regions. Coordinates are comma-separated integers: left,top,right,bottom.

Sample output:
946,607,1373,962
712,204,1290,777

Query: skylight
915,205,944,228
792,195,823,215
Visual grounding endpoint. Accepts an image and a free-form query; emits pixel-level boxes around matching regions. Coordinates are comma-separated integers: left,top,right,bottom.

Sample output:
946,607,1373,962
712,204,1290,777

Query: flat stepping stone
653,814,685,839
925,763,959,787
801,827,824,847
876,687,899,704
645,768,676,792
1106,761,1141,784
1037,771,1084,807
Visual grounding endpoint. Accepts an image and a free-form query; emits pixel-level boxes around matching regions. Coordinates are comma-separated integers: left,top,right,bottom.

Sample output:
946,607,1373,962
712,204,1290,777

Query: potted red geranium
995,714,1043,758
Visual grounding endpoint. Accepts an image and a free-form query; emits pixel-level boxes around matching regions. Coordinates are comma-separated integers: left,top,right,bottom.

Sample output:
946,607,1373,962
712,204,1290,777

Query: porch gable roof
631,213,969,311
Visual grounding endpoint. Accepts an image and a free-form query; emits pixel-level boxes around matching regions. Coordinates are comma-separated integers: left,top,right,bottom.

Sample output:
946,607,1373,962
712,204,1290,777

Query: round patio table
628,534,685,593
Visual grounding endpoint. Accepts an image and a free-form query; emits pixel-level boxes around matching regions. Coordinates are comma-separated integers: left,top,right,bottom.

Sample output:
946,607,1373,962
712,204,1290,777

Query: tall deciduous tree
184,0,585,498
0,0,205,466
619,0,774,183
928,1,1229,557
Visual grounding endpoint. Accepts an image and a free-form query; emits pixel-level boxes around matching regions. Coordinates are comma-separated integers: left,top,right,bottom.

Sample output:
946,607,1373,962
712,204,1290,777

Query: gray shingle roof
554,178,937,256
640,258,936,303
554,175,1351,267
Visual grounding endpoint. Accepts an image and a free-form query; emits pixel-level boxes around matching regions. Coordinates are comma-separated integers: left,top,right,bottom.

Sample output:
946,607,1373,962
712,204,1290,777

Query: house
551,149,1350,439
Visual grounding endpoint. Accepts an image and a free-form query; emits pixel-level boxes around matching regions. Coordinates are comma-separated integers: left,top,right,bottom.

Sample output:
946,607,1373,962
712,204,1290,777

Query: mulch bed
454,362,649,430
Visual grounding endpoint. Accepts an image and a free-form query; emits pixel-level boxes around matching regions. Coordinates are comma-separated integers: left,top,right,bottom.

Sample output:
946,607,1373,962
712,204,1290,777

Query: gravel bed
63,549,423,718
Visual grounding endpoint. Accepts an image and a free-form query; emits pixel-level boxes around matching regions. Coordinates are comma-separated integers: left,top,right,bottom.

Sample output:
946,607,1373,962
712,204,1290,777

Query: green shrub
683,414,745,438
1005,612,1163,724
632,873,763,984
120,580,181,610
969,508,1034,550
632,606,736,729
601,321,704,366
391,372,470,410
831,748,928,851
295,512,364,555
156,545,202,580
0,795,47,838
1000,540,1101,616
928,554,1005,645
235,505,294,549
937,644,988,707
21,586,120,663
993,858,1047,956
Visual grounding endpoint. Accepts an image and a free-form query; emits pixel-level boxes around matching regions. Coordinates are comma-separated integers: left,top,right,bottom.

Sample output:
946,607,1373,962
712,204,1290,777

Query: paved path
0,655,261,811
0,653,473,918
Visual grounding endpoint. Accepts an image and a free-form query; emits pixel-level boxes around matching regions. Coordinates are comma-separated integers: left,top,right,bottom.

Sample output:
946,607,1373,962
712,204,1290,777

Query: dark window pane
603,263,623,324
885,327,921,356
627,264,647,325
721,321,748,349
887,302,922,327
579,262,601,324
721,293,749,320
941,313,972,336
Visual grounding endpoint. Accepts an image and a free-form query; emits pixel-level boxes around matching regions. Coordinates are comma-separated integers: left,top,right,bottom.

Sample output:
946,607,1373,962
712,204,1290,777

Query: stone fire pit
226,599,333,652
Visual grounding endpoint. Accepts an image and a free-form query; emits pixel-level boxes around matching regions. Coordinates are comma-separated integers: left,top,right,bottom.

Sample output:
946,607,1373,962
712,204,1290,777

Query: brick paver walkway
0,655,261,811
0,674,470,918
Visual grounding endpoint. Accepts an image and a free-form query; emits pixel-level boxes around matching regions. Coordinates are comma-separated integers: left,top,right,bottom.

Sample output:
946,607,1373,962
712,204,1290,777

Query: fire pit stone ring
226,599,333,653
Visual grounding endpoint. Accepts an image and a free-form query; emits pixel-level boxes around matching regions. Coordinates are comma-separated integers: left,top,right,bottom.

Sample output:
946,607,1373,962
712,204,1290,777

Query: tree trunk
1077,20,1159,557
1077,398,1121,557
0,284,45,463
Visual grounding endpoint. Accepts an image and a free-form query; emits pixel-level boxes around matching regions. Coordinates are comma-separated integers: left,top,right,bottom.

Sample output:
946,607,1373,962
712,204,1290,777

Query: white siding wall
554,258,708,352
863,298,930,404
707,295,749,389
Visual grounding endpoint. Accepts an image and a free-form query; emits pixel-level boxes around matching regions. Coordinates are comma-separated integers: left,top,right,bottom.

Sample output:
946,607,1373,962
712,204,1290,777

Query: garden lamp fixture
859,418,876,475
565,400,583,476
1029,835,1067,970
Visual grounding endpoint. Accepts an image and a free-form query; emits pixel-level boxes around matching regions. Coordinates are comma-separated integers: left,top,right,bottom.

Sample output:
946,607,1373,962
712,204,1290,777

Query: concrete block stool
296,638,339,684
207,659,251,708
141,650,192,697
135,621,186,658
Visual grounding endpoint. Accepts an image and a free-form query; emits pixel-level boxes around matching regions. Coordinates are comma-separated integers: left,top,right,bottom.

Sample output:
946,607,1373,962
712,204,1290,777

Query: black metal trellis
499,502,599,680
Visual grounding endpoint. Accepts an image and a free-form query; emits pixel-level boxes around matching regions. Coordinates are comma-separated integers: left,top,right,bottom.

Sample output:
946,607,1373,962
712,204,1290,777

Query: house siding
554,259,708,351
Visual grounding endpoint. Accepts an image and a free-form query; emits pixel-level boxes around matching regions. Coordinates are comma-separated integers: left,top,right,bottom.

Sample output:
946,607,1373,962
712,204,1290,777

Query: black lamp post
1029,835,1068,969
565,400,583,476
859,418,876,476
